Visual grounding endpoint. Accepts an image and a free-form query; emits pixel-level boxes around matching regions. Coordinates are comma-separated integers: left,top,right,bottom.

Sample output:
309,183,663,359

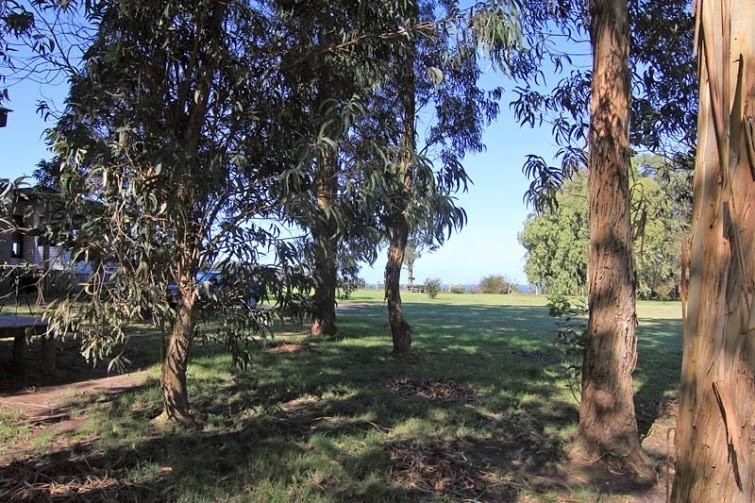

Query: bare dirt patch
0,372,149,418
386,440,516,500
388,377,479,403
268,341,322,354
0,371,152,464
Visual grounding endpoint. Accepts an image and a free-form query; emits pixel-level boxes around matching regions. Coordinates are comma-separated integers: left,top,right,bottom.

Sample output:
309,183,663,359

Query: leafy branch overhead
10,0,526,420
507,0,696,211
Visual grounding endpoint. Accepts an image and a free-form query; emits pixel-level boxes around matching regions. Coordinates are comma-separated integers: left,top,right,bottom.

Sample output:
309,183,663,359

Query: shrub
546,293,587,402
478,275,516,294
425,278,442,299
337,276,366,300
449,284,465,294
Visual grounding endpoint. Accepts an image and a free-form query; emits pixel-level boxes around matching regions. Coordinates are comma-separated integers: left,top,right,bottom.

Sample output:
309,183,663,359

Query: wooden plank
0,315,50,372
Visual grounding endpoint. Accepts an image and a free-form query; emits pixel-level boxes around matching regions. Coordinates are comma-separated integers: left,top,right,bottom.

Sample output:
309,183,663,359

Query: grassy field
0,290,682,502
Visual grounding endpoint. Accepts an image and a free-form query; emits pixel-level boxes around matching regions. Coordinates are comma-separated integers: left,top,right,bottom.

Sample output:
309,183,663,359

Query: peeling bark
579,0,647,470
672,2,755,500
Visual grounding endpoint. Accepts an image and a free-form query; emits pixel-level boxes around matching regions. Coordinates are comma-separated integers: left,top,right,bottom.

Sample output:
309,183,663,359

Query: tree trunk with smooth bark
580,0,647,471
155,272,197,425
153,0,227,425
311,144,338,337
385,10,416,357
672,2,755,500
386,217,412,354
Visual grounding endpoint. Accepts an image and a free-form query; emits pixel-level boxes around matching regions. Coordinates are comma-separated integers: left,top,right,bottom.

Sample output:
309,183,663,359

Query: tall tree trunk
309,10,339,338
580,0,646,470
153,0,227,425
672,2,754,501
155,266,197,425
311,144,338,337
385,10,416,356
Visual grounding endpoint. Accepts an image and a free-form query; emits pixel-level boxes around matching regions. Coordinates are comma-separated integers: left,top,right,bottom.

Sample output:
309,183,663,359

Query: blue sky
0,67,559,287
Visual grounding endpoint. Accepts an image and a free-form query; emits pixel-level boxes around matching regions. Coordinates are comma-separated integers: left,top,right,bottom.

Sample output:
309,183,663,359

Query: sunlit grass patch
0,289,682,501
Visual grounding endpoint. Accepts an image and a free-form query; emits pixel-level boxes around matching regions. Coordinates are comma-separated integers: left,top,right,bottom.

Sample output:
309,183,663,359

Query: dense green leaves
13,0,522,415
519,173,588,295
45,0,309,369
519,156,690,299
508,0,696,210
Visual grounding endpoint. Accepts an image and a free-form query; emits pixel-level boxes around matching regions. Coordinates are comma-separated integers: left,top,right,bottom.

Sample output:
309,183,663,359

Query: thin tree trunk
385,9,416,356
310,142,338,337
580,0,647,471
152,0,227,425
386,218,412,354
672,2,754,501
406,256,415,288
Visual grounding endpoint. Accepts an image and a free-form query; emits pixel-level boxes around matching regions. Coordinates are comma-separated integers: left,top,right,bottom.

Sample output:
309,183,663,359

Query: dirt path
0,371,153,464
0,372,150,417
336,302,378,311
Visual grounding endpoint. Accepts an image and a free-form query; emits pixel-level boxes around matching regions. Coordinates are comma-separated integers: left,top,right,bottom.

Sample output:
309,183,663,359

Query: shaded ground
0,372,677,502
0,372,152,465
387,377,479,403
0,368,675,503
0,294,683,502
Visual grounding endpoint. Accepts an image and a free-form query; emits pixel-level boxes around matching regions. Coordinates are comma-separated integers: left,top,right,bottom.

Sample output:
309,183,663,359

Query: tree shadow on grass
0,326,162,394
0,385,563,501
634,317,683,437
0,301,677,501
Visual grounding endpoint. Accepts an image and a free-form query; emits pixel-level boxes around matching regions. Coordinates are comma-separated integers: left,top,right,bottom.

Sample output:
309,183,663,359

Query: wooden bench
0,315,54,372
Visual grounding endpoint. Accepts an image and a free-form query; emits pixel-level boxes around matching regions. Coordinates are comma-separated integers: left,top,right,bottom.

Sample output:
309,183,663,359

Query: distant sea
364,283,533,294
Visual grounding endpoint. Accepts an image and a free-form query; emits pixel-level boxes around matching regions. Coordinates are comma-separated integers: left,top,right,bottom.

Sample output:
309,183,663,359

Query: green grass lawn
0,290,682,502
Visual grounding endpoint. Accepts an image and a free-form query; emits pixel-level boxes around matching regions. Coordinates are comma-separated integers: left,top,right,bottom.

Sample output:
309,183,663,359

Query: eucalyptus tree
519,173,588,296
403,234,435,288
271,0,394,337
568,0,641,469
344,0,519,355
520,160,689,300
672,2,754,500
270,1,519,352
380,0,421,355
0,1,34,104
1,0,96,112
505,0,695,468
48,0,306,425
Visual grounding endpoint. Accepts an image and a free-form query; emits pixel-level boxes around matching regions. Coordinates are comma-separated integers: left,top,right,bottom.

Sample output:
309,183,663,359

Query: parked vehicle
167,271,259,309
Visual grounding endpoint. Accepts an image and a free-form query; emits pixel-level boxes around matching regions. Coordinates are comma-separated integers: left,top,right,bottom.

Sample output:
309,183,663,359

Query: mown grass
0,290,682,502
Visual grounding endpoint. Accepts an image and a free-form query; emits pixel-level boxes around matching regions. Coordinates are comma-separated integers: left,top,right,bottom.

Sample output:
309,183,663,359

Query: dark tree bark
385,9,416,356
386,216,412,354
672,3,754,501
156,271,197,426
311,144,338,337
308,8,340,338
153,0,227,425
579,0,647,470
